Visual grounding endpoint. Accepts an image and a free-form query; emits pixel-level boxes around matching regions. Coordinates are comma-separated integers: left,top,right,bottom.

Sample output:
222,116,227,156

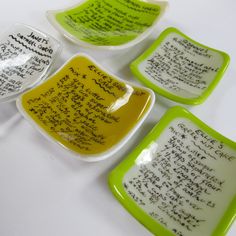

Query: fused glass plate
130,27,230,105
46,0,168,50
109,106,236,235
17,54,155,161
0,24,61,103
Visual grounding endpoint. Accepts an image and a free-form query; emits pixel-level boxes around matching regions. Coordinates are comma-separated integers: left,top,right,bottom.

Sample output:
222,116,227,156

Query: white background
0,0,236,235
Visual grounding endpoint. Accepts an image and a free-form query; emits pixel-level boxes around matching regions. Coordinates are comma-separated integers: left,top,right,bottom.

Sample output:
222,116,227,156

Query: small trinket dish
109,106,236,236
130,27,230,105
16,53,155,162
46,0,168,50
0,23,61,103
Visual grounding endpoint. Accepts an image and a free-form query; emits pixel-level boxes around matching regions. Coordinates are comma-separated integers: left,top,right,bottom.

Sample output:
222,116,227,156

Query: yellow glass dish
17,54,155,161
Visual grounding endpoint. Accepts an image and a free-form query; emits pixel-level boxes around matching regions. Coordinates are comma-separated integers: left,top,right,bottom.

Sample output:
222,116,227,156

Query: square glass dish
109,106,236,236
130,27,230,105
16,53,155,162
0,23,61,103
46,0,168,50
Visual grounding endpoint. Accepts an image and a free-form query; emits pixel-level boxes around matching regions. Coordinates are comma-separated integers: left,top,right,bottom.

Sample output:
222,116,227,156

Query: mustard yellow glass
17,54,155,161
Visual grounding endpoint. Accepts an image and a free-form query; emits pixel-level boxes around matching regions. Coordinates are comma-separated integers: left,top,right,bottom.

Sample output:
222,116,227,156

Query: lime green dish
130,27,230,105
46,0,168,50
109,106,236,236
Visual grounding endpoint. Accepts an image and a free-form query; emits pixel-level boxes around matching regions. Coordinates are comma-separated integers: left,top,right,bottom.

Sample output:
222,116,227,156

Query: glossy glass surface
18,54,154,160
109,107,236,236
130,28,230,105
47,0,168,49
0,24,61,102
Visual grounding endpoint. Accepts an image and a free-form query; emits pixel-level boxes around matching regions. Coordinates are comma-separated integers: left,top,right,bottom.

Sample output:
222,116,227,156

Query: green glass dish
47,0,168,50
109,106,236,236
130,27,230,105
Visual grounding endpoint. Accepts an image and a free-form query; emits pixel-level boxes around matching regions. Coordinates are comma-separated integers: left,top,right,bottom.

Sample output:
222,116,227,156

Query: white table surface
0,0,235,235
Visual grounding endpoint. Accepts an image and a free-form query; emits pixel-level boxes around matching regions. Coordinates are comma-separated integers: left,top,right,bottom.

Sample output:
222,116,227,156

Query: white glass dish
0,23,62,103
